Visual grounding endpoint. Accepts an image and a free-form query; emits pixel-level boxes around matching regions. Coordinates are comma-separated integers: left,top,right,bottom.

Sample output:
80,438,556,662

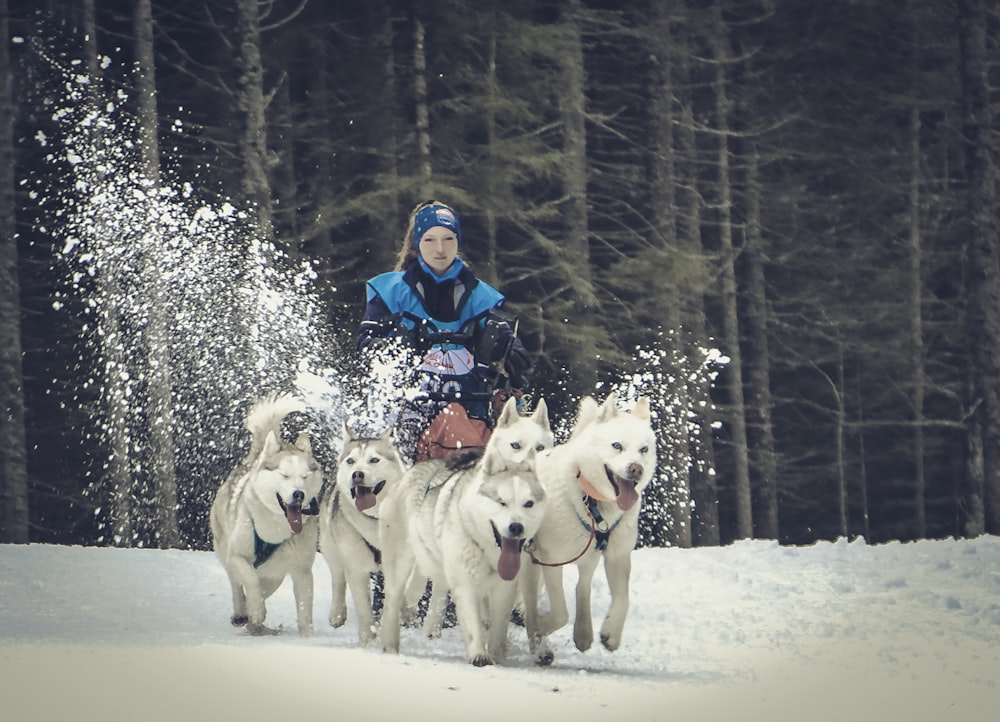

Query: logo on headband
435,208,457,226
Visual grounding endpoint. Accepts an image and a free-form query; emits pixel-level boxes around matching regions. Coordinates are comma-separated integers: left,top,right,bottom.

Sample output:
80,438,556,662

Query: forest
1,0,1000,550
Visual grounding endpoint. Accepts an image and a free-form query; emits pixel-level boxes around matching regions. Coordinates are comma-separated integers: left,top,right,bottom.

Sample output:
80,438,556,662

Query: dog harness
578,497,623,551
251,499,320,568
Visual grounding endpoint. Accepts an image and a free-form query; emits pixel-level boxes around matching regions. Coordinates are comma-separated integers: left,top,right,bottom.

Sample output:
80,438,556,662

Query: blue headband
412,205,462,248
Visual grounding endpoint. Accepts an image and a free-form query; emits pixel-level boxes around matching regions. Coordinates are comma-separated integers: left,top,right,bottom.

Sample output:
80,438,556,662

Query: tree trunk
710,0,753,539
235,0,273,237
0,0,30,543
480,1,500,287
379,1,401,265
958,0,1000,535
674,31,719,546
907,96,927,538
559,0,597,397
413,12,431,195
134,0,180,548
647,0,691,547
81,0,134,546
743,146,779,539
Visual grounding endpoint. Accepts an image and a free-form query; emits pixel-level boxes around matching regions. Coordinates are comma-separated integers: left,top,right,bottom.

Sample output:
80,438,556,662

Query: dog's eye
640,445,649,455
369,457,380,464
524,500,534,508
612,442,623,451
345,457,355,465
510,442,522,450
534,444,545,452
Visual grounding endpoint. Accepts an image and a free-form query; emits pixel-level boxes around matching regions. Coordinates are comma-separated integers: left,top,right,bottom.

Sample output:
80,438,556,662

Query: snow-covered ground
2,536,998,722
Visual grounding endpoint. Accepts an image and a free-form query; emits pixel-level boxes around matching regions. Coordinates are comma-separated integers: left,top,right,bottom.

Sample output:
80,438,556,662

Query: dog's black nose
352,470,365,483
626,463,643,481
508,522,524,537
292,489,305,504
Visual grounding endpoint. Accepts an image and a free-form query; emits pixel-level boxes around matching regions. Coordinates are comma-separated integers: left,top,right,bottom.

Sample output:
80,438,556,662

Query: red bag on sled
415,402,492,462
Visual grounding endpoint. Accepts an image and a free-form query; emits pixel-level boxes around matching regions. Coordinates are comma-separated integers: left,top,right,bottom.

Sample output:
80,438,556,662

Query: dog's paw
599,631,620,651
574,628,594,652
534,648,554,667
470,654,494,667
329,611,347,628
247,623,280,636
231,614,248,627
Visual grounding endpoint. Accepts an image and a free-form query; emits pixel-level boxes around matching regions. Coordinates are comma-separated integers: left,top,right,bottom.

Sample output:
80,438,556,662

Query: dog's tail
246,392,306,458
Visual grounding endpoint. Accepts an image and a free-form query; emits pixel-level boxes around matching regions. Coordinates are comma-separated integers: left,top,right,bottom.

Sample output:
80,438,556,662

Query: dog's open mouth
275,491,317,534
351,480,387,512
490,522,526,581
604,466,639,511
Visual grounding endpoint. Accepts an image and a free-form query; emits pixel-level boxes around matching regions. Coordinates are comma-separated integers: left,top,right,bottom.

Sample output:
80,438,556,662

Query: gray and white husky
378,397,551,666
318,424,407,645
209,393,323,635
520,394,656,665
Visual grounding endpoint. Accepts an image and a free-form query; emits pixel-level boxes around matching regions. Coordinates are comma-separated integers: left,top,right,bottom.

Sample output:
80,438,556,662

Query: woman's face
418,226,459,275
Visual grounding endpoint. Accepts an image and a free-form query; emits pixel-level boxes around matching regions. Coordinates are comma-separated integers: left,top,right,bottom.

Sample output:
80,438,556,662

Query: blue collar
418,256,464,283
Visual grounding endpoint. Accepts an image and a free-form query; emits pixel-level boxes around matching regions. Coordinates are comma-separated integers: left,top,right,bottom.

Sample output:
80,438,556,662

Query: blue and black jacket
359,258,531,420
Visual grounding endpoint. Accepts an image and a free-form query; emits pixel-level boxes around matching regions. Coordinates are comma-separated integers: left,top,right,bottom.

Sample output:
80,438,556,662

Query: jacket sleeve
505,334,533,389
357,295,394,352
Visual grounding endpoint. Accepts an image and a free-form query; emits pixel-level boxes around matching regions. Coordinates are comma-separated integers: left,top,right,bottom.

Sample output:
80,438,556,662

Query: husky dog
378,399,550,666
209,393,323,635
319,424,406,645
520,394,656,665
413,396,553,637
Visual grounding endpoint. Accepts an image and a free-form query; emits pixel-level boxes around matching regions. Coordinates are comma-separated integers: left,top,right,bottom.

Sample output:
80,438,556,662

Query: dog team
210,390,656,667
210,199,657,666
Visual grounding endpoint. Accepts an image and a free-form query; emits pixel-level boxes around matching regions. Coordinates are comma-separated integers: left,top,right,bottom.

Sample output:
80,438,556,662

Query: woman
358,200,532,462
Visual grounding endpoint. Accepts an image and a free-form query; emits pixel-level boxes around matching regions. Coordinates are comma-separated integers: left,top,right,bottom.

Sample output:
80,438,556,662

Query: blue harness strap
577,497,622,551
253,526,281,568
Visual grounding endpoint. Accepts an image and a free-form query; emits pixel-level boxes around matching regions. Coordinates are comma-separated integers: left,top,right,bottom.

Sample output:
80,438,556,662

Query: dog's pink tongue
354,487,376,512
285,504,303,534
497,537,522,581
617,479,639,511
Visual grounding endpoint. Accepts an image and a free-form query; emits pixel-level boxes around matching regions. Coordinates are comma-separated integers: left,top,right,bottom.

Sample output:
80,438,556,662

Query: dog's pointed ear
482,444,507,476
497,396,519,428
597,393,619,422
341,421,356,444
532,398,550,431
631,397,651,420
263,430,282,457
294,431,312,452
570,396,599,440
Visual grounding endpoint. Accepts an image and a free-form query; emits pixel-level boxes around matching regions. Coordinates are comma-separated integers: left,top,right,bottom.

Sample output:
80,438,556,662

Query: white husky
318,424,407,645
520,394,656,664
417,396,554,636
209,393,324,635
378,398,551,666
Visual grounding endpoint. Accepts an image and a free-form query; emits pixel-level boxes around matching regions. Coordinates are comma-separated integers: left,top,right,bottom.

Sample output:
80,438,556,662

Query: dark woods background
2,0,1000,550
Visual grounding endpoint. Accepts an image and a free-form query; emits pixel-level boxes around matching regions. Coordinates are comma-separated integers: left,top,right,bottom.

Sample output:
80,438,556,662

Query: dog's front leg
379,548,412,654
518,561,553,665
422,578,448,638
401,570,428,628
537,563,569,636
227,555,269,633
290,564,315,635
572,552,601,652
346,565,376,645
598,551,631,651
486,580,518,665
324,553,348,629
450,582,491,666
